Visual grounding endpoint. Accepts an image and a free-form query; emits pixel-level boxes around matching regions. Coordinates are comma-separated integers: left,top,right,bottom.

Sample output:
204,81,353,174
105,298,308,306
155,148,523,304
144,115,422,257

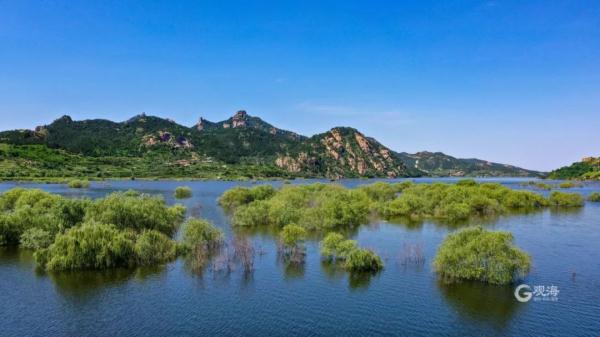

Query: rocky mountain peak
232,110,248,128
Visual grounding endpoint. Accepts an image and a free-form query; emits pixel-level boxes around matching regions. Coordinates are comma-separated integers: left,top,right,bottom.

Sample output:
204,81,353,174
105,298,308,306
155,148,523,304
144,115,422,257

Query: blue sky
1,0,598,171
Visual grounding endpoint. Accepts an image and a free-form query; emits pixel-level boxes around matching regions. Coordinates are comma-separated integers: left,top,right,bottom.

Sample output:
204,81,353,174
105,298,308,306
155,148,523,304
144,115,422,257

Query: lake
1,178,599,337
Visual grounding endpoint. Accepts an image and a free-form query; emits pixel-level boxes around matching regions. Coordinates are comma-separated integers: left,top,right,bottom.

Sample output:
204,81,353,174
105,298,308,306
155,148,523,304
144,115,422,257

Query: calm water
1,178,599,337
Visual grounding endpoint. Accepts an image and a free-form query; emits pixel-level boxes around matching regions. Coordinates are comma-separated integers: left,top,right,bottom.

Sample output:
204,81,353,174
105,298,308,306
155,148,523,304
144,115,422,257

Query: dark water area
1,178,599,336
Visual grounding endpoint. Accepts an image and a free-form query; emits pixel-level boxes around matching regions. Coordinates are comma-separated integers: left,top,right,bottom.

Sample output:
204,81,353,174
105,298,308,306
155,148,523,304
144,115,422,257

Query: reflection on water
438,280,525,328
0,246,35,266
49,265,166,298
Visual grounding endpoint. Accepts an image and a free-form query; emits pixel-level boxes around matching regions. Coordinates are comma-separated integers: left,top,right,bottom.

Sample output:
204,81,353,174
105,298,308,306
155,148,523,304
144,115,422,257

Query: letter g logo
514,284,533,302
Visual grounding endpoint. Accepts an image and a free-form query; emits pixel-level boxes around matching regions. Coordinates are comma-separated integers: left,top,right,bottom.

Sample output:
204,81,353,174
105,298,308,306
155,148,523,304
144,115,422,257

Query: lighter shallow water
1,178,599,337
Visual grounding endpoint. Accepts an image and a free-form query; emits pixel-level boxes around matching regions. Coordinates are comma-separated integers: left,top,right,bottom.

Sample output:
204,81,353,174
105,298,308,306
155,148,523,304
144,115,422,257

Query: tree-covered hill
549,157,600,180
0,110,542,180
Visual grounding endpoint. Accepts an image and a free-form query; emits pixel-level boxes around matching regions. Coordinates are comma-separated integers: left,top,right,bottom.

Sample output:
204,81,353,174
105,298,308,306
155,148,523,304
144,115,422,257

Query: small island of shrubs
0,188,223,271
219,181,585,231
433,226,531,285
67,179,90,188
321,232,384,272
174,186,193,199
588,192,600,202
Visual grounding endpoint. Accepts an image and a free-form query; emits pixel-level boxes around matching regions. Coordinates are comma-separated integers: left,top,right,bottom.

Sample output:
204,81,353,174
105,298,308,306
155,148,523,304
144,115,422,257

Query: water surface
1,178,599,337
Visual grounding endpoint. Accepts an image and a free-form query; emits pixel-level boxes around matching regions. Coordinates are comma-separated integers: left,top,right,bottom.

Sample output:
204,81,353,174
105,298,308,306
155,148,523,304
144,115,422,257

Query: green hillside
0,111,541,180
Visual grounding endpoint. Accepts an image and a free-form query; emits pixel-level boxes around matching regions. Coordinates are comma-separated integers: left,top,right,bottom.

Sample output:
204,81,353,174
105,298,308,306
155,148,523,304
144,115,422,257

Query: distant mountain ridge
397,151,541,177
0,110,542,179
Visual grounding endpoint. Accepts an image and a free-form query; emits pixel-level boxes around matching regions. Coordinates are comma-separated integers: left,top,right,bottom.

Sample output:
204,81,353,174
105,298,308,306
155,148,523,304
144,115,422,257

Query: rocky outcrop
142,131,193,149
275,127,410,178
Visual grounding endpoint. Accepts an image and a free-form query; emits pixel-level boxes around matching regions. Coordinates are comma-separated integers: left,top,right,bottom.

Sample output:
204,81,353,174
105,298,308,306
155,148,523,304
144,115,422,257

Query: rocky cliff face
194,110,304,140
275,127,412,178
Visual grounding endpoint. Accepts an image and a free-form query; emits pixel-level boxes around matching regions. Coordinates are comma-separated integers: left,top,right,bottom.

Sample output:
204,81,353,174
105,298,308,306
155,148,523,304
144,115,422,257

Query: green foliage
174,186,192,199
226,184,372,230
382,182,552,221
0,113,542,180
456,179,477,186
68,179,90,188
433,226,531,285
558,181,580,188
548,191,584,207
182,218,223,250
20,228,53,249
280,224,307,247
344,248,384,272
320,232,357,260
223,182,583,230
85,192,186,235
588,192,600,202
40,222,136,271
549,157,600,180
0,188,204,271
134,230,177,265
218,185,276,210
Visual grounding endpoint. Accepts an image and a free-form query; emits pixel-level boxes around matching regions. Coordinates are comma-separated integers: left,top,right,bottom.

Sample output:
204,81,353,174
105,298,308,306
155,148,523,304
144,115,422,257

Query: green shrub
548,191,584,207
20,228,53,249
232,200,270,226
588,192,600,202
174,186,192,199
226,184,373,230
85,192,186,235
134,230,177,265
344,248,384,272
320,232,358,260
534,182,552,190
433,226,531,285
218,185,276,210
280,224,307,247
383,194,427,218
40,222,136,271
221,182,578,230
67,179,90,188
456,179,477,186
183,218,223,251
559,181,580,189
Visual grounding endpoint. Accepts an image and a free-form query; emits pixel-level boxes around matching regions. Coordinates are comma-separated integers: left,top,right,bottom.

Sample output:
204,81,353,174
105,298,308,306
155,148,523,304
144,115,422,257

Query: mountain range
0,110,542,180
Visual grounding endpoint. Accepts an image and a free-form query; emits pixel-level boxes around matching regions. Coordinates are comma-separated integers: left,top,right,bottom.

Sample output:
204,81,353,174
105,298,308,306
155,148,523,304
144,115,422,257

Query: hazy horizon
1,1,598,171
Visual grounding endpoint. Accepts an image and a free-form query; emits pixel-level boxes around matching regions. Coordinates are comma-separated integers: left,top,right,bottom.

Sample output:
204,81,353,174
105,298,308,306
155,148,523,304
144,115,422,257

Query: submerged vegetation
0,188,195,271
174,186,193,199
320,232,383,272
433,226,531,285
279,224,307,263
67,179,90,188
220,181,585,231
588,192,600,202
548,191,584,207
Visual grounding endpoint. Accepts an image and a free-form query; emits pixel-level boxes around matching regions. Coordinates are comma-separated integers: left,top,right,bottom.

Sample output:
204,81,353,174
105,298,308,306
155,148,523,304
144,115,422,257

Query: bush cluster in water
0,188,223,271
174,186,193,199
433,226,531,285
67,179,90,188
588,192,600,202
321,232,383,272
219,180,585,230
